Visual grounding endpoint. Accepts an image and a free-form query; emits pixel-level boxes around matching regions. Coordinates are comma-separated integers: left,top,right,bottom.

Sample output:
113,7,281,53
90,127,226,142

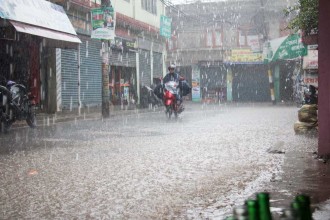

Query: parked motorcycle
141,85,163,108
303,84,318,105
0,77,36,132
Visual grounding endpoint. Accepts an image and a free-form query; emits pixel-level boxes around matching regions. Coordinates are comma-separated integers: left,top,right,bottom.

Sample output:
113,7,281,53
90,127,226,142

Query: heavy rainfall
0,0,329,219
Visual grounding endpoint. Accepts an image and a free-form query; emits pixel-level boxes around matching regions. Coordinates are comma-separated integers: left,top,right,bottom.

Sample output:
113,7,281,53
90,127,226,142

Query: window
215,31,222,46
141,0,157,15
206,31,213,47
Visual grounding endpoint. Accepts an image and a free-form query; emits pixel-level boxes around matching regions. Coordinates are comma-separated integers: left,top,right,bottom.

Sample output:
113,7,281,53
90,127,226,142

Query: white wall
110,0,165,29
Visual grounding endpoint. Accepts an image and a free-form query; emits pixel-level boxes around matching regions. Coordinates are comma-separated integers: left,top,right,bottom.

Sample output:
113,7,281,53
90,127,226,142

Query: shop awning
0,0,81,44
9,20,81,44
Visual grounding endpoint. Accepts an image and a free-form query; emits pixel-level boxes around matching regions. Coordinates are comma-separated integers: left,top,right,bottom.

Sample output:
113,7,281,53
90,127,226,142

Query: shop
224,49,267,102
0,30,41,103
199,61,227,103
109,37,138,106
0,0,81,113
137,38,165,105
58,35,102,111
303,46,318,88
231,64,269,102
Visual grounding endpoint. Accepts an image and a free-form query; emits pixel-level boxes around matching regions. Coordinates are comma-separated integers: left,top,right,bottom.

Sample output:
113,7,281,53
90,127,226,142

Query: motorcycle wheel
174,104,178,119
174,111,178,119
165,106,172,119
26,106,37,128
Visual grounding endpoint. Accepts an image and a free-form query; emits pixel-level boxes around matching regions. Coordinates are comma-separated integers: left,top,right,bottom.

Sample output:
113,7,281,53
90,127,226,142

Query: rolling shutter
139,49,151,87
153,52,163,78
60,36,102,109
109,50,136,67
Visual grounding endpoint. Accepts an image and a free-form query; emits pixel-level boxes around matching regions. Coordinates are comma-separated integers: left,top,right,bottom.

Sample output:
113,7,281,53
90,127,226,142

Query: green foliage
284,0,319,35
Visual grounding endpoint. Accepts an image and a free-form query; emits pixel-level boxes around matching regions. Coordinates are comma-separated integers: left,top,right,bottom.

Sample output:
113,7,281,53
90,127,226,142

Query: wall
112,0,164,29
318,0,330,157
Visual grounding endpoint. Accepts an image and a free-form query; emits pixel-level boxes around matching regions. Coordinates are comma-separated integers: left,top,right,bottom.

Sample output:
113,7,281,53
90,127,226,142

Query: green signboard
160,15,172,39
91,7,115,40
263,34,307,63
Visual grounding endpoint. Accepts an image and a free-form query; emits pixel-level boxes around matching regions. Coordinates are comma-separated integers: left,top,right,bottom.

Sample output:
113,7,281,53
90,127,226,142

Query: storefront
0,0,81,113
57,35,102,111
303,46,318,88
224,49,267,102
231,64,269,102
199,61,227,103
109,37,137,106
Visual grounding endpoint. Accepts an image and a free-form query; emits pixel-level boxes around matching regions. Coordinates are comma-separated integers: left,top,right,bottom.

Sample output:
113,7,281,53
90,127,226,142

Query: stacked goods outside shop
294,104,318,135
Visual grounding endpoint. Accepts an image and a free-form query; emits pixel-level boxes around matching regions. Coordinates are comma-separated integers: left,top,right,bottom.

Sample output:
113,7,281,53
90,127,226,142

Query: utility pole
260,0,276,105
101,0,111,118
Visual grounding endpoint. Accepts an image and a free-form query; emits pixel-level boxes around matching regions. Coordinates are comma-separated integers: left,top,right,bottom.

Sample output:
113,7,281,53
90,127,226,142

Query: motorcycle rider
162,63,184,112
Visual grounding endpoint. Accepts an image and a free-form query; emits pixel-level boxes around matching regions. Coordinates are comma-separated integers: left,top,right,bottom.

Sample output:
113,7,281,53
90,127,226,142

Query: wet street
0,103,320,219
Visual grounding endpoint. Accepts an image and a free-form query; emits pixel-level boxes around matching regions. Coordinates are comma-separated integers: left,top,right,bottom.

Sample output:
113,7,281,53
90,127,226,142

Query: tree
284,0,319,36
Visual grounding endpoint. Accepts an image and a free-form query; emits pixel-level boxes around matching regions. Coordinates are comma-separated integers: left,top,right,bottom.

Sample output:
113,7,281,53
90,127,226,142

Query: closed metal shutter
139,49,151,86
61,48,78,109
153,52,163,78
61,36,102,109
232,65,269,102
110,50,136,67
80,38,102,106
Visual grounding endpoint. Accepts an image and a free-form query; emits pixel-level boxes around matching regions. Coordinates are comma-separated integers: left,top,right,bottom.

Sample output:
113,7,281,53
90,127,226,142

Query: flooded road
0,103,320,219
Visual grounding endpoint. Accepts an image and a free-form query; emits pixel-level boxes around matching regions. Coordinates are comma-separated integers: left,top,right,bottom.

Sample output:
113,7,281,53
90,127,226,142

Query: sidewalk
11,103,163,129
264,148,330,219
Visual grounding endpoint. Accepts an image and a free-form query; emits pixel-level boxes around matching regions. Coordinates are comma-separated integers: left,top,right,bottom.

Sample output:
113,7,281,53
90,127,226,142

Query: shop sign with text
303,49,318,69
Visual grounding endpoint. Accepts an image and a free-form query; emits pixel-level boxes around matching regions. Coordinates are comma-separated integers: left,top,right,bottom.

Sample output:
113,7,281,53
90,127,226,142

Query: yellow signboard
226,49,263,63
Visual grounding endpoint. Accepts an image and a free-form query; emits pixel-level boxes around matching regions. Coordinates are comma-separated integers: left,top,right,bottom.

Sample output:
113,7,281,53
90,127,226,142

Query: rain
0,0,329,219
0,104,319,219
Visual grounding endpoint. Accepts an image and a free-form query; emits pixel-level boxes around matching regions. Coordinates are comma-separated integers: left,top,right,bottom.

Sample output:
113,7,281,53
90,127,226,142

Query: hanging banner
191,65,201,102
91,7,115,40
263,34,307,63
160,15,172,39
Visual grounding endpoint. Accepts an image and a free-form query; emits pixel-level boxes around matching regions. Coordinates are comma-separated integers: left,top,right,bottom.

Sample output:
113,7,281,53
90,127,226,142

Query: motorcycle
141,85,163,109
303,84,318,105
0,77,36,132
163,80,184,119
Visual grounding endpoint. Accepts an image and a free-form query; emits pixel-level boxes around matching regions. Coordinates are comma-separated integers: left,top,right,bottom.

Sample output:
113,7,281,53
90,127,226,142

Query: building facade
0,0,81,114
51,0,167,112
166,0,296,103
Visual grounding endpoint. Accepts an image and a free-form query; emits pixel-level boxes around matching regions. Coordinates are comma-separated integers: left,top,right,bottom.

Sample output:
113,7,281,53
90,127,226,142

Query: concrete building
166,0,296,103
0,0,81,113
49,0,167,111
